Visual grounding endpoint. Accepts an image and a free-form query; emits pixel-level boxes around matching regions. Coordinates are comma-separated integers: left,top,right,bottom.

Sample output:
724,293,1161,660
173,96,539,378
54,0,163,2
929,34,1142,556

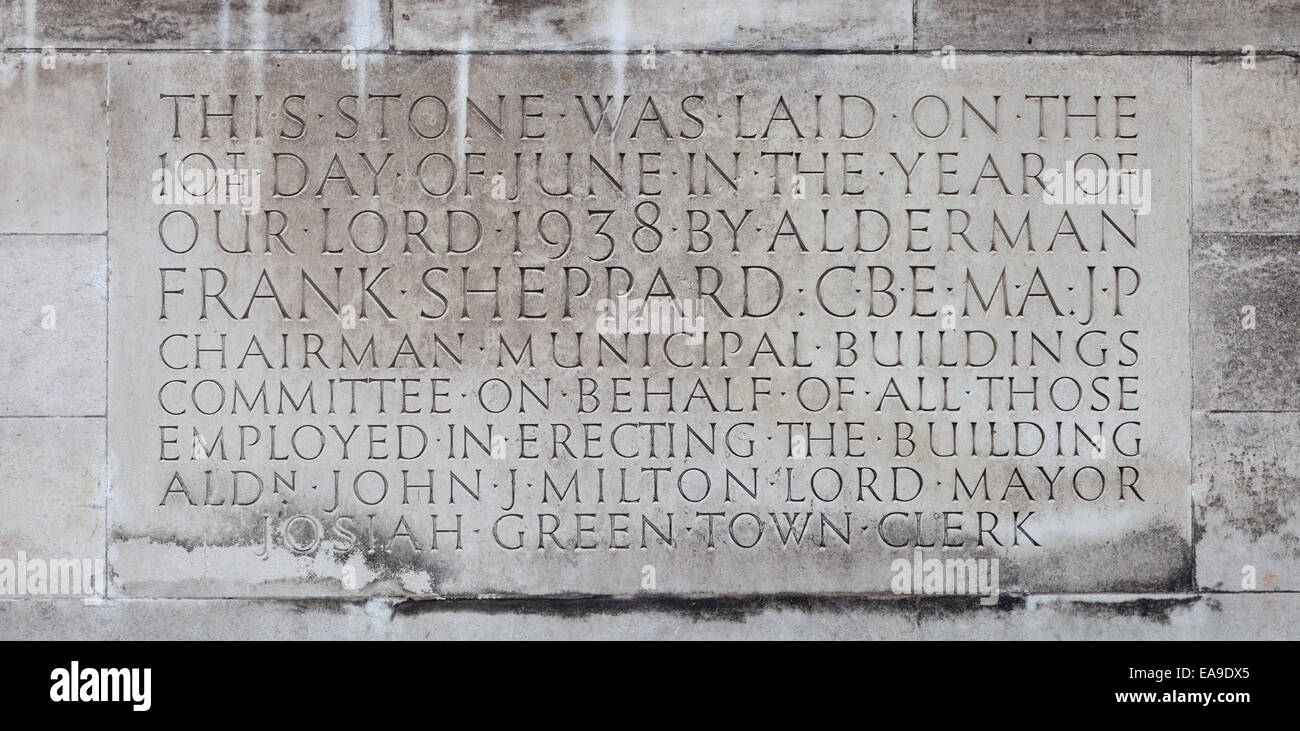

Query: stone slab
0,52,105,234
1192,233,1300,411
0,235,106,416
106,52,1192,598
394,0,911,51
0,418,105,599
1193,56,1300,232
0,0,391,50
917,0,1300,51
1193,412,1300,592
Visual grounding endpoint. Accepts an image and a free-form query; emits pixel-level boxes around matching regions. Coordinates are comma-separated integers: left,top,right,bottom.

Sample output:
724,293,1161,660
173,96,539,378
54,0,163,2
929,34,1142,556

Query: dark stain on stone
1200,54,1298,67
916,593,1027,619
1056,595,1201,625
285,599,356,616
917,593,1201,625
489,0,568,22
392,594,917,623
1010,525,1195,594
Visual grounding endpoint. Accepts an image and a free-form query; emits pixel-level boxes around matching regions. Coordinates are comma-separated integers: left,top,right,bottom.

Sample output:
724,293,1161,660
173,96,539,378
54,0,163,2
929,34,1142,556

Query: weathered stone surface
0,52,105,234
0,598,376,639
1194,56,1300,232
917,0,1300,51
1192,233,1300,411
394,0,911,51
4,593,1297,639
387,596,919,640
0,0,391,50
0,235,106,416
918,593,1300,640
0,418,105,595
1193,412,1300,592
105,52,1192,598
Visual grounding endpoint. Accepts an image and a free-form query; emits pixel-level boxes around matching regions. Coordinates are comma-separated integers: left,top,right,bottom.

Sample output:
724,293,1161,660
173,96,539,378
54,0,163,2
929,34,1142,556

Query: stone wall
0,0,1296,639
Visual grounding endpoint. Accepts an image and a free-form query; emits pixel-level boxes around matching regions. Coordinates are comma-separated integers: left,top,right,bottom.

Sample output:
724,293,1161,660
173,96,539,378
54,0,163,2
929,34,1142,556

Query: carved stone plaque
107,54,1191,597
